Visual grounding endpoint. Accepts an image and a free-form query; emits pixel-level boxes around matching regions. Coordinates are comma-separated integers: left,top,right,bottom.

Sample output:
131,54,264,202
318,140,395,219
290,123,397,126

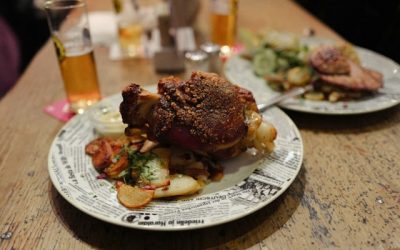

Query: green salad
240,29,315,91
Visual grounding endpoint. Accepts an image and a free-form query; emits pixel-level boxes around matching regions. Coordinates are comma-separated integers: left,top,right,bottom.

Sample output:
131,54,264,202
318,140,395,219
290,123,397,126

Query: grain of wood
0,0,399,249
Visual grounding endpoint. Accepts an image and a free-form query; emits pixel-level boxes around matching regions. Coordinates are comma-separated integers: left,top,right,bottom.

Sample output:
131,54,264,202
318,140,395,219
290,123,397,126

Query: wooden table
1,0,399,249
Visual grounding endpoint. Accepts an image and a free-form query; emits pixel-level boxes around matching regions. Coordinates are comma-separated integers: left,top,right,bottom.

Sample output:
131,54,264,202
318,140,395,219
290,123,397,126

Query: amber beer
210,0,238,47
59,49,101,114
45,0,101,114
113,0,143,58
118,23,143,57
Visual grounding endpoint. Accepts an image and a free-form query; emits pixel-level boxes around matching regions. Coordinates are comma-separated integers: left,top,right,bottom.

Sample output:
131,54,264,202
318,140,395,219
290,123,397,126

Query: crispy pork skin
149,72,252,150
120,72,276,159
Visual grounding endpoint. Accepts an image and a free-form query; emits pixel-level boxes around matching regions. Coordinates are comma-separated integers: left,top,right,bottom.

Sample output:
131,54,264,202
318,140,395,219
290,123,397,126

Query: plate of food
225,30,400,115
48,72,303,230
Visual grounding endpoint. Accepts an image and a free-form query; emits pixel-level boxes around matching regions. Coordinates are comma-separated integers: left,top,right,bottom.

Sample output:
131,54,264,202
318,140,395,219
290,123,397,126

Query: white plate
48,94,303,231
225,40,400,115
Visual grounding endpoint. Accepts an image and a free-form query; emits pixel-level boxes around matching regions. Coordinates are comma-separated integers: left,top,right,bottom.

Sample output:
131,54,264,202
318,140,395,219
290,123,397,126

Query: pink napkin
44,99,75,122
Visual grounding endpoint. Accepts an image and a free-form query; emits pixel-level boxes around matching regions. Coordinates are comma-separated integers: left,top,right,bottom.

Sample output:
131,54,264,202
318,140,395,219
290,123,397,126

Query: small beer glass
112,0,144,58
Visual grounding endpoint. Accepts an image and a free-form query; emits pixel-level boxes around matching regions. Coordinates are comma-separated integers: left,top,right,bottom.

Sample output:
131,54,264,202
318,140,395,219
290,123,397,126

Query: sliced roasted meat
310,45,350,75
120,72,276,159
310,45,383,92
319,61,383,91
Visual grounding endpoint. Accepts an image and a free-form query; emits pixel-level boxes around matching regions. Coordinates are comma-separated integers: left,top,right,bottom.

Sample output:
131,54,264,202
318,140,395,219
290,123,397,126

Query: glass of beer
112,0,144,58
45,0,101,114
210,0,238,47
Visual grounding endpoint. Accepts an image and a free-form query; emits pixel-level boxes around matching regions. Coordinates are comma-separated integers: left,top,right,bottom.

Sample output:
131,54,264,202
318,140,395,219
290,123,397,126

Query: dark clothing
0,1,49,97
0,1,49,70
0,17,20,96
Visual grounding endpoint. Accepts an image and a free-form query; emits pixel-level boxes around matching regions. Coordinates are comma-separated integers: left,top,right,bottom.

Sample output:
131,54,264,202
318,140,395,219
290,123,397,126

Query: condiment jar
88,103,127,137
200,42,221,73
184,50,209,76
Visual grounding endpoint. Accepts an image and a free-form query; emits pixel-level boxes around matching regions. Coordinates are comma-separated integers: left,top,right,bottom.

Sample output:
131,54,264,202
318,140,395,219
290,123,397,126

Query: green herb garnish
124,151,159,183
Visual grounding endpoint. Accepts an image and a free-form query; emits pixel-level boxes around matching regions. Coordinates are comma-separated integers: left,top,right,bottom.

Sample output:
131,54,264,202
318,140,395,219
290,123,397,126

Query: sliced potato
86,137,129,169
304,91,324,101
139,148,171,188
154,174,201,198
104,154,129,178
90,139,113,169
139,158,169,187
117,184,154,208
287,67,311,86
328,91,344,102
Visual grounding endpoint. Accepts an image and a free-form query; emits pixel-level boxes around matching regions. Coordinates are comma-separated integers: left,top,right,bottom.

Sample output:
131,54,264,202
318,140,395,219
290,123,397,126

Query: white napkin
88,11,118,46
175,27,196,52
87,11,162,60
109,29,161,60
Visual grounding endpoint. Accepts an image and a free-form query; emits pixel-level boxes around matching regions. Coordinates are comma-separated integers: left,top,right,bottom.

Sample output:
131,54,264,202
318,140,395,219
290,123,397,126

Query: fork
257,84,314,112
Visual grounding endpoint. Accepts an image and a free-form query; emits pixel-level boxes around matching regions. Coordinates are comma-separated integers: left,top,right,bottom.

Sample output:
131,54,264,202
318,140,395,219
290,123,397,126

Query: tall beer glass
210,0,238,47
45,0,101,114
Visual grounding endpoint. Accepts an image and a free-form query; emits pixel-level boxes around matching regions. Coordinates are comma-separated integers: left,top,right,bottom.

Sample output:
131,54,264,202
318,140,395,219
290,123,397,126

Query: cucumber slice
253,49,277,76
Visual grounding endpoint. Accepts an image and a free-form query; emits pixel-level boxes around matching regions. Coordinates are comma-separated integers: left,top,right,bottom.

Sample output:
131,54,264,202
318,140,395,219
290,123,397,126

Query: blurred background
0,0,48,97
1,0,399,98
297,0,400,65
